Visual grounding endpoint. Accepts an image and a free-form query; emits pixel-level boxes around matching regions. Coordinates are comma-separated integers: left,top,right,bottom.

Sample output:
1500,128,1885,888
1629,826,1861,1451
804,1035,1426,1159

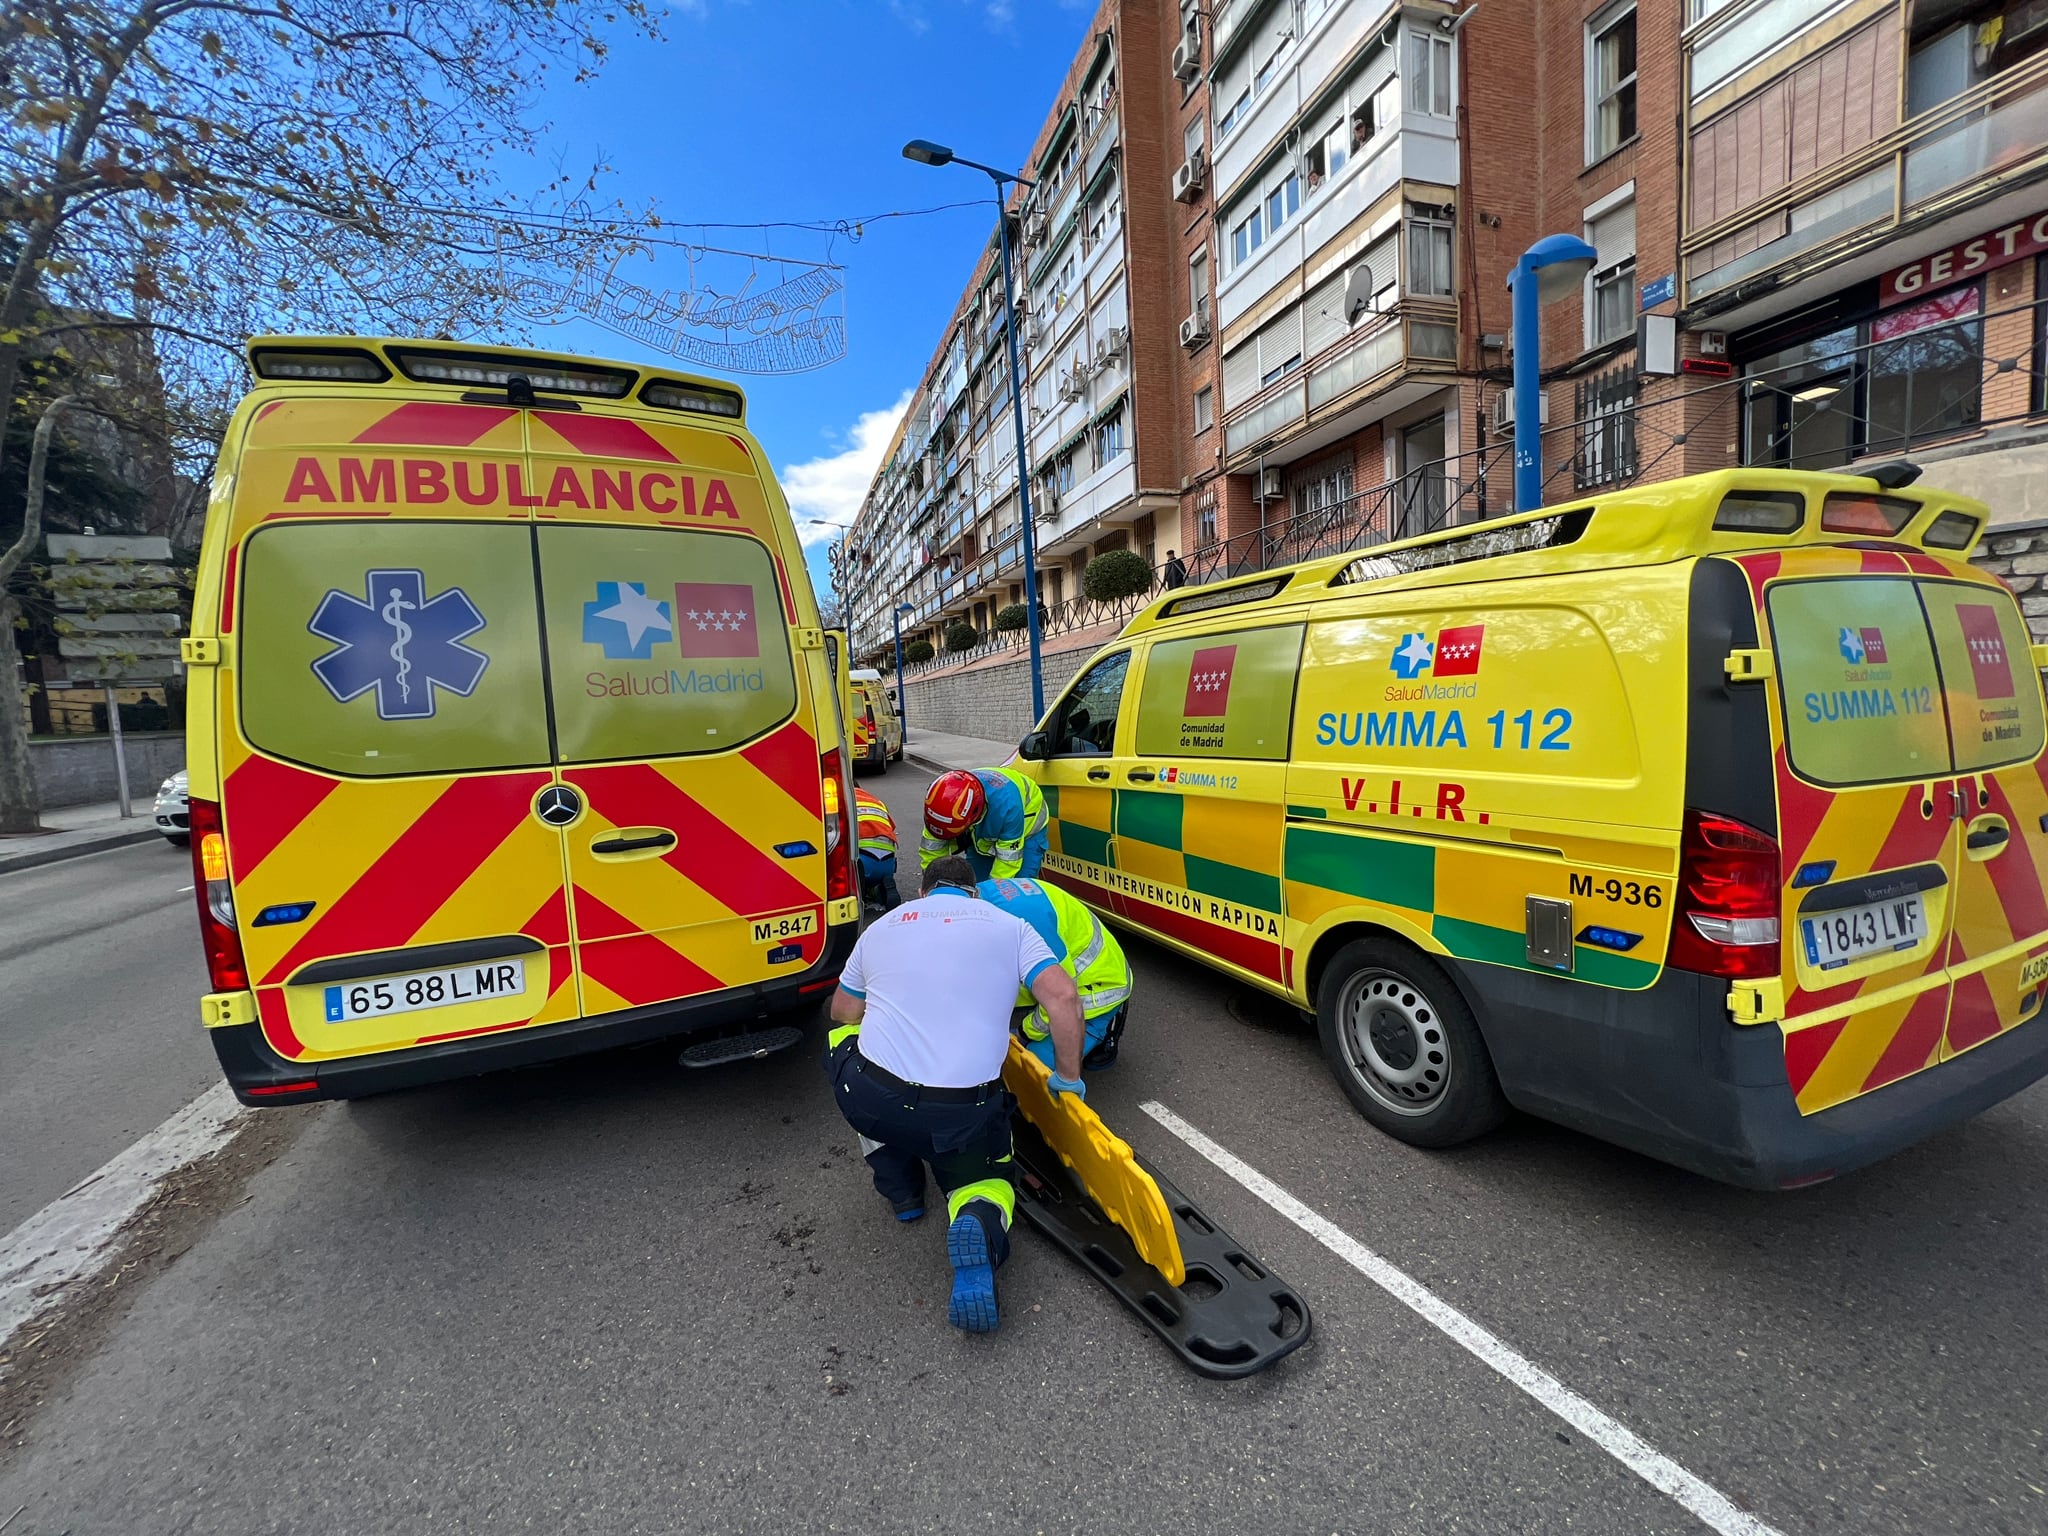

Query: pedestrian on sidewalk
825,855,1087,1333
1162,549,1188,590
919,766,1049,881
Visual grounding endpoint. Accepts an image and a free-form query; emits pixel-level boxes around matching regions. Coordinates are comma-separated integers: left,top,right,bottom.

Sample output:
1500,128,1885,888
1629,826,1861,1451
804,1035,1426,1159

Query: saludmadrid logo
584,667,766,697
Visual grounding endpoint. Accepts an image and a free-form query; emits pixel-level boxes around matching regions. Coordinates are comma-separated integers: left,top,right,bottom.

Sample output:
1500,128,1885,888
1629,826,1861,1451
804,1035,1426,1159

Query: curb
0,824,167,876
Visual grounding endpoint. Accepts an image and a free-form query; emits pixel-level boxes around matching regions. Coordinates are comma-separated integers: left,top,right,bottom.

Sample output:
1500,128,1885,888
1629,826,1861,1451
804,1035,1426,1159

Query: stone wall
30,731,184,809
903,641,1099,745
1975,519,2048,642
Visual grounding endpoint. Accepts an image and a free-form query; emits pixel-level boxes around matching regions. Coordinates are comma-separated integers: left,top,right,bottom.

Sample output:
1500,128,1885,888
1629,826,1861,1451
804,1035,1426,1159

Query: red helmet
924,770,988,840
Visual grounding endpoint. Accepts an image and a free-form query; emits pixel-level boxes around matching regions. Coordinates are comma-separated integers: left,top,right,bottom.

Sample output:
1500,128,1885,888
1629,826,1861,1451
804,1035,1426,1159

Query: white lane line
0,1084,248,1351
1140,1101,1786,1536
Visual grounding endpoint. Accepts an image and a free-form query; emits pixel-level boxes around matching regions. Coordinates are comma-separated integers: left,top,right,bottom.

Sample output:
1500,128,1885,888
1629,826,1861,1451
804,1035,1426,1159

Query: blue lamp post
904,137,1047,723
1506,234,1599,514
892,601,915,737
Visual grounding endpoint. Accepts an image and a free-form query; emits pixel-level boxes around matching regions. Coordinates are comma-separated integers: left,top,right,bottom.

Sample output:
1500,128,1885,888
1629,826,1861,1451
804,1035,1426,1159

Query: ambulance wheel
1316,937,1504,1148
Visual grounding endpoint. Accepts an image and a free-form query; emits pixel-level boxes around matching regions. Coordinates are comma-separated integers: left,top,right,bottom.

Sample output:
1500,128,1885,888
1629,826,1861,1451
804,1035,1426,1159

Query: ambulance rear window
1766,577,2043,787
238,522,553,778
537,524,797,763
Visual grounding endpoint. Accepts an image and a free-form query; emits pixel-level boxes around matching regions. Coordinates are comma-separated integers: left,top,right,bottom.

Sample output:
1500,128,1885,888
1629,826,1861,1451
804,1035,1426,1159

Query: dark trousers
830,1046,1015,1267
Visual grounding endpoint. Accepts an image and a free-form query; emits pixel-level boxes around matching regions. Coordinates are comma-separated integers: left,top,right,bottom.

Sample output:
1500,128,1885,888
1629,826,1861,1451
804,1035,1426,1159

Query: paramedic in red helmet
920,767,1050,882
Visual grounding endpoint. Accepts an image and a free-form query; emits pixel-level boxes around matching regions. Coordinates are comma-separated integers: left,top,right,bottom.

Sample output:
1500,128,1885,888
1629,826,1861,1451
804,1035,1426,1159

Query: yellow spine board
1003,1040,1185,1287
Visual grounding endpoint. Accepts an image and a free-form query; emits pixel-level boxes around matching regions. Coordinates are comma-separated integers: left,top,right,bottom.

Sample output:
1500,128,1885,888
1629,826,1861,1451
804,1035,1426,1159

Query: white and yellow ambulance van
849,668,903,773
183,337,860,1105
1016,466,2048,1187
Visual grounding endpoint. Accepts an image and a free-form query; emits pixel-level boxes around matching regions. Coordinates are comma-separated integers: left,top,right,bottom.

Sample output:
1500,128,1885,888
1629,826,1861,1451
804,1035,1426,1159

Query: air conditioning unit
1179,310,1210,348
1025,211,1048,244
1093,336,1111,369
1172,148,1207,202
1171,35,1200,81
1255,468,1284,501
1493,388,1551,429
1105,325,1129,358
1061,370,1087,402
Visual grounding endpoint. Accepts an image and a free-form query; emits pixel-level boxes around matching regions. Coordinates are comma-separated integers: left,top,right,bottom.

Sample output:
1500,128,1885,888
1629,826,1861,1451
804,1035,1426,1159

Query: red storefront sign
1880,209,2048,306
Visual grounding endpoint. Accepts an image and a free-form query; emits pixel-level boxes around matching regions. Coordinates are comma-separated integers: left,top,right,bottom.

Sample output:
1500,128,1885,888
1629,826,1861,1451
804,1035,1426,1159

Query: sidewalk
899,728,1021,774
0,799,168,876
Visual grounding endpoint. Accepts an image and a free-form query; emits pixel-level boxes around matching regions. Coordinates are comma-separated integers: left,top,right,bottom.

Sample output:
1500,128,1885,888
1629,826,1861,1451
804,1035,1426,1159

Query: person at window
1162,549,1188,589
920,766,1050,880
978,875,1131,1070
825,855,1086,1333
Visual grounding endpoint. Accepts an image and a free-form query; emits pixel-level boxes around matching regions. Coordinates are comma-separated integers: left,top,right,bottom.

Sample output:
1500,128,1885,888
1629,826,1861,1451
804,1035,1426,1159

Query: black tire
1315,936,1505,1149
870,747,889,776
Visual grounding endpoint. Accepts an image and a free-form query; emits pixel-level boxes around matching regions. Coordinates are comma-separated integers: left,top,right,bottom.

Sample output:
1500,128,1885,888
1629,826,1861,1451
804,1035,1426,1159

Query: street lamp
892,601,915,738
1506,233,1598,514
903,136,1048,724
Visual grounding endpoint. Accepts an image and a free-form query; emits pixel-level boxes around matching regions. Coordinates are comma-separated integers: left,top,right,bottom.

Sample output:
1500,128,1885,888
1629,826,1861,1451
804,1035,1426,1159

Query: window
1230,207,1263,269
1045,649,1129,758
1195,492,1218,545
1260,353,1302,387
1406,209,1453,297
1293,458,1354,519
1255,41,1286,93
1585,194,1636,346
1046,452,1077,496
1189,248,1208,312
1135,626,1305,762
1574,362,1638,489
1304,121,1348,195
1217,86,1251,138
1587,4,1637,160
1096,406,1127,461
1266,173,1301,234
1405,32,1452,117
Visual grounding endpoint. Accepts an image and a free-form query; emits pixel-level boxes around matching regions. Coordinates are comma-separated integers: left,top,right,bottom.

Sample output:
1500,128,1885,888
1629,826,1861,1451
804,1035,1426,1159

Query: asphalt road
2,766,2046,1534
0,837,218,1234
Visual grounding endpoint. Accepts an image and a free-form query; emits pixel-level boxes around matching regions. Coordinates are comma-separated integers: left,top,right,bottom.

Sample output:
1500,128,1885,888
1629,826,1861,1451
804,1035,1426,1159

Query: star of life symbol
1839,627,1866,664
583,581,673,659
309,569,488,721
1390,632,1435,679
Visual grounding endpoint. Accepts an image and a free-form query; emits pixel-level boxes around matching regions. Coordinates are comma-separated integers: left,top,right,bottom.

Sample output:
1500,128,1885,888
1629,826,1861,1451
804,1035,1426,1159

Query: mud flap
1004,1044,1311,1379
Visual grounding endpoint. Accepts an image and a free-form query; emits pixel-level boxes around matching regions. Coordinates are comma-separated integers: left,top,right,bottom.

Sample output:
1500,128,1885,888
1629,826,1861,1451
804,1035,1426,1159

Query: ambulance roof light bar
387,347,636,399
248,346,390,383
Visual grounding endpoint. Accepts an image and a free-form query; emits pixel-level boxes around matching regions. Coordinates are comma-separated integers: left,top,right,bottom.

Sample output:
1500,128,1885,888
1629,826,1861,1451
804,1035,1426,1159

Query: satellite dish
1343,264,1375,326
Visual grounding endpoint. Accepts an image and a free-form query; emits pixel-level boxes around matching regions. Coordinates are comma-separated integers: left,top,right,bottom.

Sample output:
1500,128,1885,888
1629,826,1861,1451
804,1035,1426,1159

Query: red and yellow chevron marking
561,724,828,1012
219,731,578,1063
1731,550,2048,1114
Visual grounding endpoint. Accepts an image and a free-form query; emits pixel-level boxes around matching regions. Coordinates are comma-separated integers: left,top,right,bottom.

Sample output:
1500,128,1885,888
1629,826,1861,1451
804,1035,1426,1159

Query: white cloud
782,389,914,550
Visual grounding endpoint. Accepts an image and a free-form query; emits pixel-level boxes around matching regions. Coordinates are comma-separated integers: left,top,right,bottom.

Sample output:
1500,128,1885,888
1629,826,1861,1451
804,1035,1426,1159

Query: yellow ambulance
1018,466,2048,1187
849,668,904,773
183,337,860,1104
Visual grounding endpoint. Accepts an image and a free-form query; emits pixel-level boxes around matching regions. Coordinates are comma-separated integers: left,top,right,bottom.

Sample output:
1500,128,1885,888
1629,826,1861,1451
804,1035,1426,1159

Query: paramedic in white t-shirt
825,853,1086,1334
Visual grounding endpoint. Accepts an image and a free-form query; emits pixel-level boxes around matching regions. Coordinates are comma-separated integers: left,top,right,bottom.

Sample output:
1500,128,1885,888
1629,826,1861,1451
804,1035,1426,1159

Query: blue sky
528,0,1095,598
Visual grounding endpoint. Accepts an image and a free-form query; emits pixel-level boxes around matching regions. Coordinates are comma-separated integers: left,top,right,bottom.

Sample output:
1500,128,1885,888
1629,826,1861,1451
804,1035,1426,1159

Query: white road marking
1140,1101,1786,1536
177,884,194,893
0,1084,248,1351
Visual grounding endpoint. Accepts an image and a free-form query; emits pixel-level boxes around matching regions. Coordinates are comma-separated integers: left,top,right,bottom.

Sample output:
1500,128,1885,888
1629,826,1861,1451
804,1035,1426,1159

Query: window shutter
1222,337,1260,405
1303,270,1348,357
1589,199,1636,270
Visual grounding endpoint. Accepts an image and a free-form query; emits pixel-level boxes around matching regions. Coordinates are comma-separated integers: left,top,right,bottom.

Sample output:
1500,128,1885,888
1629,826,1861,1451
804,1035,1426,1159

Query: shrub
995,602,1028,631
1082,547,1151,602
903,638,935,664
944,621,980,653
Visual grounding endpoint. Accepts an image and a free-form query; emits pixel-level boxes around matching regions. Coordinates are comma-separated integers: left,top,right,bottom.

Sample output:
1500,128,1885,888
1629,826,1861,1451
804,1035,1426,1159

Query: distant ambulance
184,337,859,1104
1014,467,2048,1187
849,668,903,773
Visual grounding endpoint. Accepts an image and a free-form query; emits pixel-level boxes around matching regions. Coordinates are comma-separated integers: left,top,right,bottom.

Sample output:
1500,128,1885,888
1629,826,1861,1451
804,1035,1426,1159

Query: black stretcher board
1009,1113,1312,1379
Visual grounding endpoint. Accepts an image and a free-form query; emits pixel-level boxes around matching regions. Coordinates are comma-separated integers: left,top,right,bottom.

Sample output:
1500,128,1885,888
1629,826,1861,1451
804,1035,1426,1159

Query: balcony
1686,49,2048,308
1223,302,1458,461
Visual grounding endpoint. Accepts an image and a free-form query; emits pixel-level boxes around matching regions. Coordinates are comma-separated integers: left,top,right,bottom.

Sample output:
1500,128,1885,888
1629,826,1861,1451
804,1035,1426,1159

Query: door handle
590,829,678,856
1086,767,1112,782
1126,768,1156,783
1965,816,2010,857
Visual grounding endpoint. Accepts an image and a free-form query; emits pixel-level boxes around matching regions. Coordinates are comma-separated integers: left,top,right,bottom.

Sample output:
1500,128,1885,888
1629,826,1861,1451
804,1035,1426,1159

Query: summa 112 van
1014,466,2048,1187
183,336,860,1105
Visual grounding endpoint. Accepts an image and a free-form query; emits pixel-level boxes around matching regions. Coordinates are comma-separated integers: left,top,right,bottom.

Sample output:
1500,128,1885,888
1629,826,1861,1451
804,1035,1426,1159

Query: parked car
155,769,189,845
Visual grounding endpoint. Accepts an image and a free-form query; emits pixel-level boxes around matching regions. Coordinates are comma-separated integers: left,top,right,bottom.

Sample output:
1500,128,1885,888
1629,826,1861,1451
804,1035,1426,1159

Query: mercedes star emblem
534,785,583,827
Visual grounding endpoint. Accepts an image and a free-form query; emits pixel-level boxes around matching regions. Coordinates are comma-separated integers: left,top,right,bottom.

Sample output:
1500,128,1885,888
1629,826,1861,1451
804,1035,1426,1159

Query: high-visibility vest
854,787,896,860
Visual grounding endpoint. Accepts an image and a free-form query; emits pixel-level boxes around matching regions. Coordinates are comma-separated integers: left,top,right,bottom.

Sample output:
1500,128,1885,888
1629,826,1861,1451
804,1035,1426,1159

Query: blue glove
1048,1072,1086,1100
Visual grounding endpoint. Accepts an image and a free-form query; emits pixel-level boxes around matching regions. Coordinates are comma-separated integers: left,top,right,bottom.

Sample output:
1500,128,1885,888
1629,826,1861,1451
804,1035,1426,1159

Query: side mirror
1018,730,1050,762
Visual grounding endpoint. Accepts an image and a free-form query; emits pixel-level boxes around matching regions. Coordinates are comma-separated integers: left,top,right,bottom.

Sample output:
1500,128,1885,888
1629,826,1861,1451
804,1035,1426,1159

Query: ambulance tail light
822,750,855,902
188,798,249,992
1667,810,1781,980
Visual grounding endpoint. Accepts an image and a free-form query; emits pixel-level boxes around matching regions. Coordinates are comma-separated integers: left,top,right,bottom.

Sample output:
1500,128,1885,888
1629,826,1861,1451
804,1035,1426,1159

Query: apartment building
844,0,2048,669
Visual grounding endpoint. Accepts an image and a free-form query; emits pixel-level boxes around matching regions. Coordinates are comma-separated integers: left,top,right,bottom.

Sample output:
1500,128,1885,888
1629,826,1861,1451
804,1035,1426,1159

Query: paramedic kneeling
825,854,1086,1334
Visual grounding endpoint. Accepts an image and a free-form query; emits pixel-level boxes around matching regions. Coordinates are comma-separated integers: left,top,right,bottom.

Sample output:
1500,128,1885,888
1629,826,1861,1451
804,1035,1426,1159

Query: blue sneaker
891,1195,926,1223
946,1212,999,1333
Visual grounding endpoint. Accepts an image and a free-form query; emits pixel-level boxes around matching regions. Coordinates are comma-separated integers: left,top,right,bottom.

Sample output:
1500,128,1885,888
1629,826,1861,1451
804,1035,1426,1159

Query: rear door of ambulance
1741,518,2047,1111
526,408,835,1013
222,396,577,1064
